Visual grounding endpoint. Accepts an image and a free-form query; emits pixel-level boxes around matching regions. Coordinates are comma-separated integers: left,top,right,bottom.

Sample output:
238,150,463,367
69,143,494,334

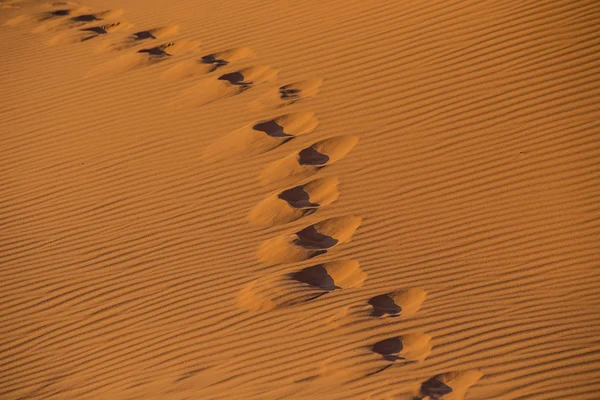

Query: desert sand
1,0,599,399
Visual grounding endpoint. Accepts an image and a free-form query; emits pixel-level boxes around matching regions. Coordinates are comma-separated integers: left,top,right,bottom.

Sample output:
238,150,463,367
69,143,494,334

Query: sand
1,0,599,399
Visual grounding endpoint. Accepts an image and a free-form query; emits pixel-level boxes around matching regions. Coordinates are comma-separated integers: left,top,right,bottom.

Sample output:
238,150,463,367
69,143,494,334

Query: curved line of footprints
4,2,482,398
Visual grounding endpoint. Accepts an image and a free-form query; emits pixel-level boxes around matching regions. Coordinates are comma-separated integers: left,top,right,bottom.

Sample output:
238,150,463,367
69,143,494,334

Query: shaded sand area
1,0,599,399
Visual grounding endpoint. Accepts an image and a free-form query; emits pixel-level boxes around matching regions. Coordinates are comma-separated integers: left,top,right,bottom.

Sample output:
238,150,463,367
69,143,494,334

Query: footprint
137,39,200,57
260,135,358,185
90,39,201,75
5,4,87,27
237,259,365,312
293,259,366,293
251,78,323,111
171,65,278,108
108,25,180,51
80,22,123,40
257,215,361,264
33,8,122,33
203,111,318,162
368,289,427,317
372,333,432,363
48,21,124,45
248,176,339,227
416,370,483,400
161,47,253,80
130,25,179,41
38,5,87,21
67,9,123,25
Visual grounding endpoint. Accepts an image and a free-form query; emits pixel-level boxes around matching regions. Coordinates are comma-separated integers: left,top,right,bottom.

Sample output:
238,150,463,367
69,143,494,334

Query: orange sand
1,0,599,399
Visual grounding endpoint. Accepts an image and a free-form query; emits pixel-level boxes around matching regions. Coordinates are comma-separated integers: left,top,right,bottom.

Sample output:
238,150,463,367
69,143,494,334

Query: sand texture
1,0,599,399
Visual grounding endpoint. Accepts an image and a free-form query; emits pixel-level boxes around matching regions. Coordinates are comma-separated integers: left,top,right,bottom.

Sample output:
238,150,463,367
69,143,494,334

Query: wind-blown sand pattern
1,0,599,399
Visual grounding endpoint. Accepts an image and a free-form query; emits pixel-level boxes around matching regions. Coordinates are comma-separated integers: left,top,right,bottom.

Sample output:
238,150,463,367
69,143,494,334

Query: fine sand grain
1,0,599,399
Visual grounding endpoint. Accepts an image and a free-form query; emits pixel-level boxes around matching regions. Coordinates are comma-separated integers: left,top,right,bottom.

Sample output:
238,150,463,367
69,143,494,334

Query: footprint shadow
237,259,365,312
248,176,339,227
162,47,253,80
66,9,123,26
415,370,483,400
203,111,318,162
91,39,200,74
79,22,121,41
108,25,180,51
251,78,323,111
368,288,428,318
257,215,361,265
171,65,278,108
260,135,358,186
360,333,432,376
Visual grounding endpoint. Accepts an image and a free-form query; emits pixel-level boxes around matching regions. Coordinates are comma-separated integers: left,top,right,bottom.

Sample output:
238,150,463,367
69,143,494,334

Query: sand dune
1,0,599,399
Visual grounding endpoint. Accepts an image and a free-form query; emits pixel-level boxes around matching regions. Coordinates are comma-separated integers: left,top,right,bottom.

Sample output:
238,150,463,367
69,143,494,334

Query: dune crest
1,0,597,399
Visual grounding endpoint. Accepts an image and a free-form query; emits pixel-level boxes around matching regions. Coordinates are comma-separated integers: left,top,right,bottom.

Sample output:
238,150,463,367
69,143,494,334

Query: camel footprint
170,65,278,108
36,8,124,32
48,20,127,45
368,288,428,318
203,111,318,162
237,259,366,312
372,333,433,363
110,25,180,50
251,78,323,111
66,9,124,24
260,135,358,185
257,215,361,265
416,370,483,400
161,47,253,80
248,176,339,227
5,4,89,29
320,332,432,382
90,39,201,74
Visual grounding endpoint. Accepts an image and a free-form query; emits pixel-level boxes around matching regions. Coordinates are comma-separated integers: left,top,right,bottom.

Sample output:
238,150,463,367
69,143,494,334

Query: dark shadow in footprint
81,25,109,35
201,54,229,72
50,9,70,16
298,146,330,166
71,13,100,22
258,216,361,264
39,8,71,20
132,30,157,40
293,226,338,250
279,85,301,101
138,44,173,57
248,176,337,227
278,186,320,209
218,71,252,90
292,265,340,291
252,120,293,139
368,294,402,317
252,78,323,110
260,135,358,185
80,23,120,41
372,337,406,362
417,377,453,400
